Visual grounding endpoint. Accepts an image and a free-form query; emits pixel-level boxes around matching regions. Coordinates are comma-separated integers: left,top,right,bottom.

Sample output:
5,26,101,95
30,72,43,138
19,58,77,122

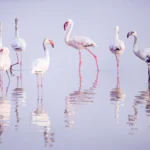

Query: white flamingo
0,22,11,83
64,19,99,71
109,26,125,70
127,31,150,81
10,18,26,71
31,38,54,95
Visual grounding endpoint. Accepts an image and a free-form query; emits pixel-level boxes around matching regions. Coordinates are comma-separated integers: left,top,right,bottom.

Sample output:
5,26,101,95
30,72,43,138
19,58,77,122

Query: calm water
0,0,150,149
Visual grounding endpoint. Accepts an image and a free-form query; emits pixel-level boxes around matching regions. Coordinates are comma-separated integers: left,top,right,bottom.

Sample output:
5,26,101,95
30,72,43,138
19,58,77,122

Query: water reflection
64,53,99,127
110,70,125,123
0,77,11,143
11,70,26,130
127,82,150,134
31,93,55,147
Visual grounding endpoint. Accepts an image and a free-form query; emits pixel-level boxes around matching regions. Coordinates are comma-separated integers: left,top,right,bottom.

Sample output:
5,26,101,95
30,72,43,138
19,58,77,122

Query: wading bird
31,38,54,96
109,26,125,71
10,18,26,71
127,31,150,81
0,22,11,84
64,19,99,71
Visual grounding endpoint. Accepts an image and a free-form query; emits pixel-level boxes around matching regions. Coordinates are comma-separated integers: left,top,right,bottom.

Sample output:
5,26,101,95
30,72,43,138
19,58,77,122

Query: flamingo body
109,26,125,55
67,36,97,50
64,19,99,70
127,31,150,63
11,37,26,52
32,58,49,74
127,31,150,81
0,48,11,71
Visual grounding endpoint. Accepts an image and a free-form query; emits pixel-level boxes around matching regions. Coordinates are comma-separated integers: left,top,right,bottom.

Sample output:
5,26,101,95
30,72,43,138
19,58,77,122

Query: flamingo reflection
64,52,99,128
0,79,11,143
11,69,26,130
31,91,55,147
110,69,125,123
127,82,150,134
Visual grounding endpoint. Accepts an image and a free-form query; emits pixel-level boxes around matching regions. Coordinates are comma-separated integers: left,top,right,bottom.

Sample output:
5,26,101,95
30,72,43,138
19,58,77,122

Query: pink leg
86,48,100,71
115,55,120,88
40,74,43,98
6,70,10,81
93,70,99,88
115,55,119,70
78,50,82,90
1,71,4,96
36,74,40,98
16,76,19,88
20,52,22,70
10,52,19,73
20,70,22,88
79,50,82,71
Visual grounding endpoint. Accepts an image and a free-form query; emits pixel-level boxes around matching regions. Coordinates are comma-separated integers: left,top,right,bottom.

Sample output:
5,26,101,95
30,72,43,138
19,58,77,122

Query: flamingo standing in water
31,38,54,96
64,19,99,71
127,31,150,81
109,26,125,71
10,18,26,72
0,22,11,85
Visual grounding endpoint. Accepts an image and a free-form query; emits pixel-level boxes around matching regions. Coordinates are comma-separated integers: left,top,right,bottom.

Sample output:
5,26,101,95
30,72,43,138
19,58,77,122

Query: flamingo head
15,18,18,24
115,26,119,33
64,19,73,30
44,38,54,48
127,31,137,38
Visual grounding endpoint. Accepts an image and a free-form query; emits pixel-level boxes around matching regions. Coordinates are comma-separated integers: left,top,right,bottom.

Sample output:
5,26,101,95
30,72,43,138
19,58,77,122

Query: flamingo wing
32,58,49,74
11,37,26,50
72,36,97,48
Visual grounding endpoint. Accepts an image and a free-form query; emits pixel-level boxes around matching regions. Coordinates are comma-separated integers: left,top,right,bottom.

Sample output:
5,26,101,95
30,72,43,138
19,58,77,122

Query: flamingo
31,38,54,96
127,31,150,81
109,26,125,71
0,22,11,86
10,18,26,72
64,19,99,71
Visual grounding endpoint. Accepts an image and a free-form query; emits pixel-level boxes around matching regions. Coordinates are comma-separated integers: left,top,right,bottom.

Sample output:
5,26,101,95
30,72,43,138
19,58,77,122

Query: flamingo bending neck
65,21,73,44
43,39,50,62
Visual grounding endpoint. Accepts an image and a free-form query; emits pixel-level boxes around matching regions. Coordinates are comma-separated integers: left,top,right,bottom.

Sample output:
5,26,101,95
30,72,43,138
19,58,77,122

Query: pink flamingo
10,18,26,72
64,19,99,71
31,38,54,96
0,22,11,93
109,26,125,72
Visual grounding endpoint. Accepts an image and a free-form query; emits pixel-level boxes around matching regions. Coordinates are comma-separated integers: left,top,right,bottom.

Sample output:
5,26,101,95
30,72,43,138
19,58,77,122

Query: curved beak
49,40,54,48
127,32,130,38
64,21,69,30
127,31,134,38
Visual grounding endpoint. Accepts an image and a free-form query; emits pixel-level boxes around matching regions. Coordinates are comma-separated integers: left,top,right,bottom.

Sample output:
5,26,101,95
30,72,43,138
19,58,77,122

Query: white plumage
64,19,99,70
109,26,125,71
127,31,150,81
127,31,150,63
109,26,125,55
32,38,54,74
0,22,11,81
11,37,26,52
10,18,26,71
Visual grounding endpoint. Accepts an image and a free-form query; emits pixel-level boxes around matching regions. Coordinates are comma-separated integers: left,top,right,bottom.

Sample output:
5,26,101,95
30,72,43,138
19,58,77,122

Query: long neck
43,42,49,62
15,21,19,37
115,30,119,40
133,35,138,54
0,23,2,48
65,22,73,43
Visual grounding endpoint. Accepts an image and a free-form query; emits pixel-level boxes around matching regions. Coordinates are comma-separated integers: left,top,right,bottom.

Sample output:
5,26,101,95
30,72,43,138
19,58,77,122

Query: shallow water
0,0,150,149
